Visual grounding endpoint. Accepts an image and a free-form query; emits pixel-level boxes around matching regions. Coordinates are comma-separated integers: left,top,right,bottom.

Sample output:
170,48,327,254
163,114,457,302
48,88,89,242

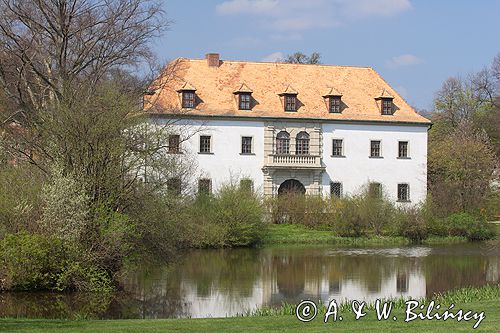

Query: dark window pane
285,95,296,111
167,178,181,195
200,136,211,153
239,93,251,110
198,178,212,194
168,135,180,154
332,139,343,156
296,131,309,155
330,182,342,198
182,91,195,108
398,184,409,201
398,141,408,158
382,98,393,115
276,131,290,154
241,136,252,154
329,97,341,113
370,140,381,157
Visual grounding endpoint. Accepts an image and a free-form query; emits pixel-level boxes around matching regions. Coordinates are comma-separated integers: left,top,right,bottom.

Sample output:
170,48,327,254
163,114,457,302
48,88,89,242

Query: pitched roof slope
146,58,430,124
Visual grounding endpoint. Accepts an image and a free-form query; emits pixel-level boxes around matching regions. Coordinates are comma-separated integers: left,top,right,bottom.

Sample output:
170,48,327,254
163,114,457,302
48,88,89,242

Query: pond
1,243,498,319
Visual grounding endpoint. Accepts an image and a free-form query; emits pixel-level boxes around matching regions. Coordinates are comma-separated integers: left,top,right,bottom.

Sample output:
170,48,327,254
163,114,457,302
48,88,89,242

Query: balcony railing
265,154,322,169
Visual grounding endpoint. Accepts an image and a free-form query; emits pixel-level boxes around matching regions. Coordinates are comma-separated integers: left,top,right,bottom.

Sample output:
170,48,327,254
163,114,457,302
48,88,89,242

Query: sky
154,0,500,111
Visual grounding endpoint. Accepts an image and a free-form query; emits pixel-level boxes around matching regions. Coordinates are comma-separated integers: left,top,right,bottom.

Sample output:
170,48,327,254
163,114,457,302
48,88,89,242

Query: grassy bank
1,287,499,333
261,224,468,245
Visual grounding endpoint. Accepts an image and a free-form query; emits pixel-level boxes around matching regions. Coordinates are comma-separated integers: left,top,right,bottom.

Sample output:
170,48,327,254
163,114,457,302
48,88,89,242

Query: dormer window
182,91,195,108
233,83,253,111
323,87,343,113
239,93,251,110
279,85,298,112
177,82,197,109
381,98,393,115
329,96,341,113
376,89,394,115
284,95,296,112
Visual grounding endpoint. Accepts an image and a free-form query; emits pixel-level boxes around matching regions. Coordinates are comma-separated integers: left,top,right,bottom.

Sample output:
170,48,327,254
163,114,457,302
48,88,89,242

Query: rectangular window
397,183,410,201
199,135,211,153
397,272,408,293
168,135,180,154
240,178,254,192
382,99,393,115
369,182,382,198
329,97,341,113
370,140,381,157
198,178,212,195
284,95,297,112
330,182,342,198
182,91,195,108
332,139,343,157
167,178,181,195
239,93,251,110
241,136,252,154
398,141,409,158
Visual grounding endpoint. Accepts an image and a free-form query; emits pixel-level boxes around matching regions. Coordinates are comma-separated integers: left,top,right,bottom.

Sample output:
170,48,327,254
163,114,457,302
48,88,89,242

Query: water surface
1,243,498,319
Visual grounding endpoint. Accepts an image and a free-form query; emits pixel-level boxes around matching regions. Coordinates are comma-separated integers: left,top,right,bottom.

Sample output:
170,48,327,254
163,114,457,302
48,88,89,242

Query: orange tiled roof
146,57,431,124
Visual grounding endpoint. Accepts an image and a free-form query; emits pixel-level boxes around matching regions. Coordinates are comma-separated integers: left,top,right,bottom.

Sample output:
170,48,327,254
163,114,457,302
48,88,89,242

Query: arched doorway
278,179,306,195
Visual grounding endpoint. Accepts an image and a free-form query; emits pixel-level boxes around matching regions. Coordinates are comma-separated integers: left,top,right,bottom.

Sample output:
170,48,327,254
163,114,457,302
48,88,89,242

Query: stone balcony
264,154,324,169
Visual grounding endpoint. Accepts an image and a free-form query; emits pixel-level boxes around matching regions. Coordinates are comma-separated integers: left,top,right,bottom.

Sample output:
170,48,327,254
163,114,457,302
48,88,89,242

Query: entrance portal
278,179,306,195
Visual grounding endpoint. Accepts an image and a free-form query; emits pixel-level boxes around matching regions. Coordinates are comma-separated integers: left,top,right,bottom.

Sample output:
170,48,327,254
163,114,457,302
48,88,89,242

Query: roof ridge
183,58,372,69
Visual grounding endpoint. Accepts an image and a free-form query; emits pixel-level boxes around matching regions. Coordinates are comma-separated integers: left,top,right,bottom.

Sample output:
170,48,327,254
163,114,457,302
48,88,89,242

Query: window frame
397,183,410,202
284,95,297,112
182,91,195,108
295,131,310,155
329,96,342,113
240,178,254,192
332,139,344,157
369,182,383,198
330,182,342,198
398,141,409,159
381,98,393,115
241,136,253,154
199,135,212,154
370,140,382,158
238,93,251,110
276,131,290,155
167,177,182,196
168,134,180,154
198,178,212,195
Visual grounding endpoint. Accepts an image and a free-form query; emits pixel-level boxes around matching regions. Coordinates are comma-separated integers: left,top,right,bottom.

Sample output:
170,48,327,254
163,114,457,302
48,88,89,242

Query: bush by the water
0,232,112,292
183,184,266,248
445,213,495,241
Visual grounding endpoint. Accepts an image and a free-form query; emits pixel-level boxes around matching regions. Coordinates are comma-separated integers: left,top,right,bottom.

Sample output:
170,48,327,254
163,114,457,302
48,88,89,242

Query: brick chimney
206,53,220,67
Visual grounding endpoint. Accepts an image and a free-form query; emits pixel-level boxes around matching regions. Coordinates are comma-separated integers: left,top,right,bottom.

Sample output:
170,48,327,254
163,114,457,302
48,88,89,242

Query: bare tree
281,52,321,64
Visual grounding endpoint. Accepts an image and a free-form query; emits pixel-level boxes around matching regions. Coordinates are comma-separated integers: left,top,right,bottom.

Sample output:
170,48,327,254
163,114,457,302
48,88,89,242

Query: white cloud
339,0,412,19
216,0,278,15
386,54,422,68
215,0,412,32
261,52,283,62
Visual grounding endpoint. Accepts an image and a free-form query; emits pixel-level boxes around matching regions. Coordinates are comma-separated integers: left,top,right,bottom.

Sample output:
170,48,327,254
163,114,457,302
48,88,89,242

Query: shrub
330,197,366,237
395,207,428,243
0,232,113,292
446,213,495,241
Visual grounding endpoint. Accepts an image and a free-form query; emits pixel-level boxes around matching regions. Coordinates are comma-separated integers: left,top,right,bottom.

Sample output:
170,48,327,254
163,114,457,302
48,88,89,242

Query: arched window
276,131,290,154
296,131,310,155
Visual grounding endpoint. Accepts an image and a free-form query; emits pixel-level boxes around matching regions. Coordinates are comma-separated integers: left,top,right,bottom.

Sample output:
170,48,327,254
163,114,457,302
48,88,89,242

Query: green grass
261,224,467,245
1,299,497,332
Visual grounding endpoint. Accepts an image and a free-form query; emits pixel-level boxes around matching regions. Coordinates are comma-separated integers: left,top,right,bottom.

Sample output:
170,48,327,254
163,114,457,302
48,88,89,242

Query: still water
1,243,498,319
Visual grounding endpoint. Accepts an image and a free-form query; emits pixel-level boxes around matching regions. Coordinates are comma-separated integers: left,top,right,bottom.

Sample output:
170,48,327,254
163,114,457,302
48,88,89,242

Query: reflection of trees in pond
0,292,112,319
423,255,491,296
179,248,261,299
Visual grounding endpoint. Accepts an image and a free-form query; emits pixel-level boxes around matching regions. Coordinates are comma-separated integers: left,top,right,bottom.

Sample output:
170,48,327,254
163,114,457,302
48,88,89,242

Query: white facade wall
322,123,428,204
158,117,428,204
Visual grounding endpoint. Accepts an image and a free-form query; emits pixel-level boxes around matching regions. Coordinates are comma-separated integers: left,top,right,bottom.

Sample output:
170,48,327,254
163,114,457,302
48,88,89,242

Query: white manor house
145,53,431,203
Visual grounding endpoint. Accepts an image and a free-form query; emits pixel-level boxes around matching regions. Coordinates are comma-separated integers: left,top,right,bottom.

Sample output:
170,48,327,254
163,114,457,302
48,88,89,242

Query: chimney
206,53,220,67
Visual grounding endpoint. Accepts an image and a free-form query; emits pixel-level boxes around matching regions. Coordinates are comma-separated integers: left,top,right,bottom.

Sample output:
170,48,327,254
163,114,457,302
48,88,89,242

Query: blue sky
154,0,500,110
